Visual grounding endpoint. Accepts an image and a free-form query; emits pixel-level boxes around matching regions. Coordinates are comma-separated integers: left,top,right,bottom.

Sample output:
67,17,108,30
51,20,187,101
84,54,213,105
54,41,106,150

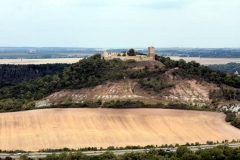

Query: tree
128,48,136,56
181,153,201,160
225,113,236,122
120,152,146,160
72,151,89,160
19,155,28,160
195,142,200,146
98,151,117,160
176,146,191,157
178,59,187,69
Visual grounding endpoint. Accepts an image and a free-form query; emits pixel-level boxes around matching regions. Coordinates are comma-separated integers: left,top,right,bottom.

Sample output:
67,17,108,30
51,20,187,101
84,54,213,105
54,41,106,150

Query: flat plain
1,57,240,65
168,56,240,65
0,58,83,64
0,108,240,151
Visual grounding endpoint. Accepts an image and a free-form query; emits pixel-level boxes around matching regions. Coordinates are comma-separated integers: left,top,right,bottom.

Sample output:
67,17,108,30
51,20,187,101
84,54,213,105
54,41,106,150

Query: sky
0,0,239,48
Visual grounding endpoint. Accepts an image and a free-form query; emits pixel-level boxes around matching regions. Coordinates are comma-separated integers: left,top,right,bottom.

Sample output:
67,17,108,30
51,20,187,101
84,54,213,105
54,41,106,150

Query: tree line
224,111,240,130
0,63,70,88
2,145,240,160
208,62,240,75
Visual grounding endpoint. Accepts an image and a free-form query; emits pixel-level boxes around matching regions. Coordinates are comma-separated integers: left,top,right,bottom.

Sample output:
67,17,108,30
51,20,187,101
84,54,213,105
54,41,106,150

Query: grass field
168,56,240,65
0,108,239,151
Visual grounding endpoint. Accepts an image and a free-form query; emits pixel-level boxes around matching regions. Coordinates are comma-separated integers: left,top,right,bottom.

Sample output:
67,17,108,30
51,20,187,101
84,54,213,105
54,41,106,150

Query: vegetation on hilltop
157,55,240,101
127,48,136,56
157,55,240,88
1,54,240,112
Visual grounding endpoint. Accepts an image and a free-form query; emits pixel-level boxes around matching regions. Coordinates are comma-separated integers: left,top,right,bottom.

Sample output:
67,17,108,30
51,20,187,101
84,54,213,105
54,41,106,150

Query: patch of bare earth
0,108,240,151
37,77,220,107
37,80,153,107
164,80,219,106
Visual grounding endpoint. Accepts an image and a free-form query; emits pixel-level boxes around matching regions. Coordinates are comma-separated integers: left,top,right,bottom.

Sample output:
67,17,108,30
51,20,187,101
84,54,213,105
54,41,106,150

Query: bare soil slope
164,80,218,105
37,78,218,107
0,109,240,151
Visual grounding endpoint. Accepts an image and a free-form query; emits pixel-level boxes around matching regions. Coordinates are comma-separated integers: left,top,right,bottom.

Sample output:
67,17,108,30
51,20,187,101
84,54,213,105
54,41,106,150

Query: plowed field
0,108,239,151
0,58,82,64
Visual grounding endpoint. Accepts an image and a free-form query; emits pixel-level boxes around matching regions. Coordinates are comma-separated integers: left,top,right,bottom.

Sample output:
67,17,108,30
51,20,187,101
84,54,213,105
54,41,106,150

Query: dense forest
208,63,240,75
4,145,240,160
0,64,70,88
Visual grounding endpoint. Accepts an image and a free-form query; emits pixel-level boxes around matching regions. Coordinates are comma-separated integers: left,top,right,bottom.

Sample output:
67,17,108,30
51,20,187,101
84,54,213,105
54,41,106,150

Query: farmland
1,57,240,65
0,108,239,151
0,58,83,64
168,57,240,65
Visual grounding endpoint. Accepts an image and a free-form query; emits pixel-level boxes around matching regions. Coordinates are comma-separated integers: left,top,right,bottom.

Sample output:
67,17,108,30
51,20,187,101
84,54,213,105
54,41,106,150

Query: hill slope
1,108,240,150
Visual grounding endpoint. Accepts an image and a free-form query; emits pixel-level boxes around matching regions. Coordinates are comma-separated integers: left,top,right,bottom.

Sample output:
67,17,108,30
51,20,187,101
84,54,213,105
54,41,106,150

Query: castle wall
102,56,155,61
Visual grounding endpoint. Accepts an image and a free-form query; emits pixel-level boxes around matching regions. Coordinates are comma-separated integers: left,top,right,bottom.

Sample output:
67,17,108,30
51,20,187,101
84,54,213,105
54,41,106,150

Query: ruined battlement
101,46,155,61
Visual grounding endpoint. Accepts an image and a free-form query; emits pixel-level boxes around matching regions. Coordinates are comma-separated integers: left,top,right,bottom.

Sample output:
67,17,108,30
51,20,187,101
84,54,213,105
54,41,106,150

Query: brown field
1,57,239,65
168,56,240,65
0,58,83,64
0,108,240,151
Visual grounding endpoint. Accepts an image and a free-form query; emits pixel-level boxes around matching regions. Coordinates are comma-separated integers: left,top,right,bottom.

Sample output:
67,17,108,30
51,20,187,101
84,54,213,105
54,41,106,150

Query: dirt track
0,108,240,151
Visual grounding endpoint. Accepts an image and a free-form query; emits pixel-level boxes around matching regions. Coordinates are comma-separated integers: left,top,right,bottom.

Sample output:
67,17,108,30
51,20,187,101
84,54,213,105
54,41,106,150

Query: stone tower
148,46,155,59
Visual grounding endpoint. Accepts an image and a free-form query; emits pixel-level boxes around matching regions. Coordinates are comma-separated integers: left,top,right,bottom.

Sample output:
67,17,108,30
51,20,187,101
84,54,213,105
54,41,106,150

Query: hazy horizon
0,0,239,48
1,46,240,49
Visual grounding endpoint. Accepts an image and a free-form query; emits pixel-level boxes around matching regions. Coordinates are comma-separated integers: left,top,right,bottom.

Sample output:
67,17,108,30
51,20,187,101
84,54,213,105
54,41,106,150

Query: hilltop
1,54,240,112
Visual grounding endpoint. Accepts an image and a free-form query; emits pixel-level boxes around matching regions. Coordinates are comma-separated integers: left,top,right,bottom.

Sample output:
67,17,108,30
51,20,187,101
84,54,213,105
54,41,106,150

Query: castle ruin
101,46,155,61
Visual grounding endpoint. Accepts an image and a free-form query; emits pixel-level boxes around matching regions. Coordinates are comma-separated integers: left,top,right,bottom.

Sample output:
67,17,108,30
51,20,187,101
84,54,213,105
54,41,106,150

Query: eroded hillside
36,76,219,108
